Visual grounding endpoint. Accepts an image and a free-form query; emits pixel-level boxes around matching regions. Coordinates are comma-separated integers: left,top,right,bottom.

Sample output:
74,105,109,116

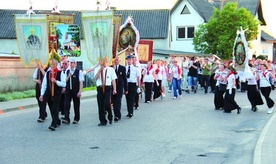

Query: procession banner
56,24,81,57
137,40,153,63
44,13,75,61
113,14,122,59
14,14,48,66
81,10,114,64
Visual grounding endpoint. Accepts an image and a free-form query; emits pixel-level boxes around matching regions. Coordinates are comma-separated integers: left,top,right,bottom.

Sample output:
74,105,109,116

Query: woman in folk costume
223,66,241,114
256,64,275,114
213,64,228,110
142,61,156,103
153,60,164,100
246,63,264,112
169,60,182,99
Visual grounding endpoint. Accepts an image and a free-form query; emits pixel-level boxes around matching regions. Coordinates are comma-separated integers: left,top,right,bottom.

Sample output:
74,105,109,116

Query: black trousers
97,86,112,124
144,82,153,102
247,85,263,108
112,89,123,119
134,92,139,108
45,94,61,127
64,90,80,122
153,80,162,99
202,75,210,93
59,93,65,115
214,86,225,109
126,83,137,115
210,74,216,92
260,86,274,108
224,89,240,112
36,88,47,119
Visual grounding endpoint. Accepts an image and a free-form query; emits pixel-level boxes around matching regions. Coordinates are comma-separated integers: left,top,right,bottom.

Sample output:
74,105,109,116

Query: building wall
0,54,36,93
170,0,205,52
0,39,19,54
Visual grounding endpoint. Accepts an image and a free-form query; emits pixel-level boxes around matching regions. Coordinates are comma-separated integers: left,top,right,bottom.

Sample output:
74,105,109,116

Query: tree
193,2,259,59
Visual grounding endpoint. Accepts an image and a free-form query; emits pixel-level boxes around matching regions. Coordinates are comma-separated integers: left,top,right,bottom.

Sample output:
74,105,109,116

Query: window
177,26,194,39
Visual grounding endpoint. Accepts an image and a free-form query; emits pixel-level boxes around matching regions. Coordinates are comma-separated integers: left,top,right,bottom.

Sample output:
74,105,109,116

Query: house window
177,26,194,39
181,5,190,14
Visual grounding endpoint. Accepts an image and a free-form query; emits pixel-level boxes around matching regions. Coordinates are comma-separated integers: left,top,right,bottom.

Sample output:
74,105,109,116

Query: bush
10,92,26,99
23,90,36,97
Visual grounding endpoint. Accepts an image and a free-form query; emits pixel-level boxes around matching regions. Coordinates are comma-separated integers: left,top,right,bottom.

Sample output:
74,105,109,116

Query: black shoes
126,113,133,118
109,120,112,125
252,107,258,112
114,117,119,122
37,118,45,123
237,108,241,114
223,110,231,113
72,120,79,124
62,120,70,124
98,123,107,126
48,126,56,131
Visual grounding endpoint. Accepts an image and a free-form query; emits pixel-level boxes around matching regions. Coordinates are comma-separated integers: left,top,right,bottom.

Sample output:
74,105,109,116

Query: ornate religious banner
44,13,75,61
232,28,249,71
81,10,114,64
14,14,48,66
56,24,81,57
137,40,153,63
113,14,122,59
119,17,140,63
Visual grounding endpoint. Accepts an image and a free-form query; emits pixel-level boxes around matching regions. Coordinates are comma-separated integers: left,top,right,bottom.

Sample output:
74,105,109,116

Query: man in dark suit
112,57,128,122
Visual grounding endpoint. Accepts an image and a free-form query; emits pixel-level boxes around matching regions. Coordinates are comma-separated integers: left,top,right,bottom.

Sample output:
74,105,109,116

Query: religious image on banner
14,14,48,66
24,25,41,50
137,40,153,63
56,24,81,57
82,11,113,65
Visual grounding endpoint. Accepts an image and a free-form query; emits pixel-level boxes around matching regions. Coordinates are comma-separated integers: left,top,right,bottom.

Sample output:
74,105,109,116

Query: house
170,0,276,60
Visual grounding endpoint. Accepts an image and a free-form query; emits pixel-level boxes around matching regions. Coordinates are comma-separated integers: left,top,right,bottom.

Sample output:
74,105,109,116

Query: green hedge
0,90,35,102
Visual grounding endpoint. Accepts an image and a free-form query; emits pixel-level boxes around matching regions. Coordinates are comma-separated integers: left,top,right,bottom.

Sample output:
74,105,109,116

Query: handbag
219,83,227,92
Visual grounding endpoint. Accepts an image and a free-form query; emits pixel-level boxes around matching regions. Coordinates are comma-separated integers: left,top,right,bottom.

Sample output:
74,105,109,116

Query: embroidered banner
113,14,122,59
14,14,48,66
82,11,114,65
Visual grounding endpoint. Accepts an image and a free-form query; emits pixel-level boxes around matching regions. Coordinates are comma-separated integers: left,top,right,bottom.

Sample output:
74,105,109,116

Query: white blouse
227,73,236,89
259,71,271,87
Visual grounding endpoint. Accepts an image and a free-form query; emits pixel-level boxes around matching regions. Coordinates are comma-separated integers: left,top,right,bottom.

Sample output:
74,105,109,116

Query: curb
253,112,276,164
0,95,97,114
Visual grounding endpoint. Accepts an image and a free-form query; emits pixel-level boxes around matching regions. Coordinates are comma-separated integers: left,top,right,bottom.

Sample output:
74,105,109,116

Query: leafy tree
193,2,259,59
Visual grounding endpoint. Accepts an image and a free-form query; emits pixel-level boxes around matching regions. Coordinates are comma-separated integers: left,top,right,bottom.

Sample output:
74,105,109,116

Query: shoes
215,108,220,110
37,118,45,123
61,116,65,120
237,107,241,114
185,90,190,94
135,107,139,110
109,120,112,125
252,107,258,112
268,107,274,114
223,110,231,113
168,90,171,93
48,126,56,131
162,94,166,98
179,94,182,98
114,117,119,122
146,101,150,103
126,113,133,118
98,123,106,126
72,120,79,124
173,97,176,99
62,120,70,124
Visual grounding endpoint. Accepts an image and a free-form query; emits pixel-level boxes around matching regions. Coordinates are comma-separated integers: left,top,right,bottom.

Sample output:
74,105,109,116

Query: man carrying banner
94,57,117,126
39,60,66,131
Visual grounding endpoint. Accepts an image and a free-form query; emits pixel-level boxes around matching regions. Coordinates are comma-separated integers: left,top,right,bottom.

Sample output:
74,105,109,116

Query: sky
0,0,275,36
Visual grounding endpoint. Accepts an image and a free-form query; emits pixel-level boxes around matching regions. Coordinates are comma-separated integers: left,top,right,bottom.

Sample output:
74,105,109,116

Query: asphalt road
0,89,274,164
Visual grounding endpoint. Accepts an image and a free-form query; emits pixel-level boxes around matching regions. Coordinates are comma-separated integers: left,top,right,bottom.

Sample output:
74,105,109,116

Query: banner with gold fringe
14,14,48,66
82,10,114,65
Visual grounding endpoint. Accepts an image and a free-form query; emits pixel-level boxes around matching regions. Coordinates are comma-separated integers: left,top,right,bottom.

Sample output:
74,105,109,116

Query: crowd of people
32,54,276,131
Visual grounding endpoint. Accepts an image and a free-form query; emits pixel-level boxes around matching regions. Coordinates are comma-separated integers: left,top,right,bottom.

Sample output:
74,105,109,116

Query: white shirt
169,65,181,78
155,66,163,80
32,68,39,79
259,71,272,87
143,68,155,83
227,73,236,89
126,64,140,83
94,66,117,87
215,70,228,86
40,69,66,96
